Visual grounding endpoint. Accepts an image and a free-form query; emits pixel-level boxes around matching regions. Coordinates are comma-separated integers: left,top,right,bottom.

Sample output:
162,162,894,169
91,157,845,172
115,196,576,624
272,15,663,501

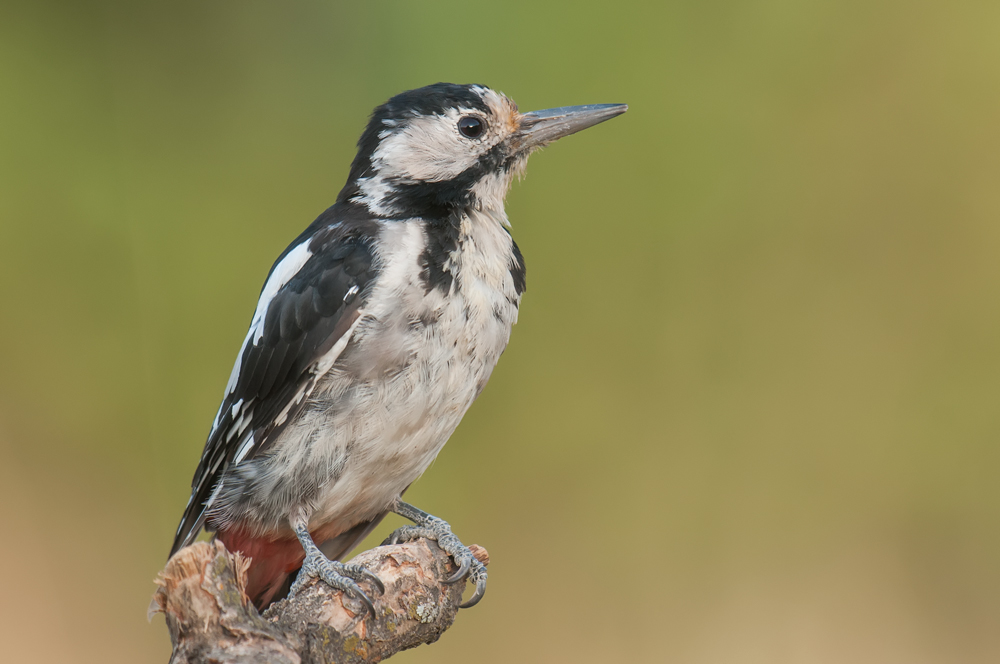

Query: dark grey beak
515,103,627,151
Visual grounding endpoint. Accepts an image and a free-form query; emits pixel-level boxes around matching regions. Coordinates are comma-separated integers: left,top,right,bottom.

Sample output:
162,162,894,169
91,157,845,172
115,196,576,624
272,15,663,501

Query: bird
169,82,627,614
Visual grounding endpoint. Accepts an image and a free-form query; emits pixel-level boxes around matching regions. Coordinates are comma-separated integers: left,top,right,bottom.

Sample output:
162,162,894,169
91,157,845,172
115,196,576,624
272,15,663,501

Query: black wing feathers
171,209,380,556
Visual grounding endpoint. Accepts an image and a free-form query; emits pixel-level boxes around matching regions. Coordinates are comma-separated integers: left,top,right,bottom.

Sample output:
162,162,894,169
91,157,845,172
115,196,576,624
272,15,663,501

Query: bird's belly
306,386,469,535
290,285,515,535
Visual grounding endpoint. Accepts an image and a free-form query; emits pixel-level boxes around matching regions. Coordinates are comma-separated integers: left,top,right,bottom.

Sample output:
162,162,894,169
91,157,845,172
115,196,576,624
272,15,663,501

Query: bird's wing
170,212,380,556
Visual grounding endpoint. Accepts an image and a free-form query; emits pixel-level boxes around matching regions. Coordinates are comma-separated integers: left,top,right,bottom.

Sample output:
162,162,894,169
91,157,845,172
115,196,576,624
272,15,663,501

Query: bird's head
337,83,626,219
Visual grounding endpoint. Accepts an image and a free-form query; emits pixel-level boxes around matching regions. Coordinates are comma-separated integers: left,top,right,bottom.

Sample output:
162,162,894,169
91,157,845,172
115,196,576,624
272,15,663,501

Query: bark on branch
150,539,489,664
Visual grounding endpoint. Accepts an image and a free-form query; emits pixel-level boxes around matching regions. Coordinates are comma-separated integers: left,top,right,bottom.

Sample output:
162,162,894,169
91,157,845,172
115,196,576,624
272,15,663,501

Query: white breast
276,209,522,534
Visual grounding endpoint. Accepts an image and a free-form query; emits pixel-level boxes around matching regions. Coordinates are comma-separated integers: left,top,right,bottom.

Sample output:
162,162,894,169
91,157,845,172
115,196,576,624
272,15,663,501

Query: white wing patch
209,240,314,435
251,240,314,344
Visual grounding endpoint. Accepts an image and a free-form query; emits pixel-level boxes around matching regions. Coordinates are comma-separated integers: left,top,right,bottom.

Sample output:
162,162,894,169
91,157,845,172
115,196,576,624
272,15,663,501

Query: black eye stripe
458,116,484,139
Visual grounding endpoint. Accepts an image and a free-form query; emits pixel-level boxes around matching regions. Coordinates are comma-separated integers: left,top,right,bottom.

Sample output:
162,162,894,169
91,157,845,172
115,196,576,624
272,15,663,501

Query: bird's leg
289,513,385,617
382,499,487,608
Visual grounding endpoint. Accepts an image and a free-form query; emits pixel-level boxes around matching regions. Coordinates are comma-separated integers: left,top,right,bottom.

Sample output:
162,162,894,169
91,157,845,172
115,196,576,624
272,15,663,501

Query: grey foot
383,501,488,608
291,523,384,617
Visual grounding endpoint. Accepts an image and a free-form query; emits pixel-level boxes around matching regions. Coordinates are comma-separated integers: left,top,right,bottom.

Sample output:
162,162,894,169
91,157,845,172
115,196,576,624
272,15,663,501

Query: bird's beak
514,103,628,151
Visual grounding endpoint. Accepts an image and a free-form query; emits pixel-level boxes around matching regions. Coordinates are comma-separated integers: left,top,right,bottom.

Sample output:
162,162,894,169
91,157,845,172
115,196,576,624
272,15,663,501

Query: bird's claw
459,564,487,608
341,562,386,596
291,550,383,617
444,554,471,584
383,513,487,608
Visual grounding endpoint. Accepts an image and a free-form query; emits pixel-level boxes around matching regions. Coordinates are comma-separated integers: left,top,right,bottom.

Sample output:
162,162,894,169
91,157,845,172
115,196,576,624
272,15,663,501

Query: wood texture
151,539,489,663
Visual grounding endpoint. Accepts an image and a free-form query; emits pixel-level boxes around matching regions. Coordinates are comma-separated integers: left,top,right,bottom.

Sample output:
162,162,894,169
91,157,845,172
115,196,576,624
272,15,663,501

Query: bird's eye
458,116,484,139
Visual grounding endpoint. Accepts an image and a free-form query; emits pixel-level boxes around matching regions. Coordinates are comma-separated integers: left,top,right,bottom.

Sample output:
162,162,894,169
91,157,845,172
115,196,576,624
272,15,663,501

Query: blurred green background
2,0,999,662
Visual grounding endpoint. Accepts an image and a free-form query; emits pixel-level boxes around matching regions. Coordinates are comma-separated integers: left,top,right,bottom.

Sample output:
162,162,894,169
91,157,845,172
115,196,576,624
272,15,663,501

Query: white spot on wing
237,408,253,435
202,480,225,515
234,434,256,465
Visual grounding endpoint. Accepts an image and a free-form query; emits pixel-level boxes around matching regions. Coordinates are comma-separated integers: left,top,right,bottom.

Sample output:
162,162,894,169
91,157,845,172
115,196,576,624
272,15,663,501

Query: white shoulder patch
229,241,312,388
251,241,313,344
210,240,314,435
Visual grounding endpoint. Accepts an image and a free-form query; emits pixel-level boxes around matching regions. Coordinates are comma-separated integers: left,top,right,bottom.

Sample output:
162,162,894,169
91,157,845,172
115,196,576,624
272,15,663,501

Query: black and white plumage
170,83,626,611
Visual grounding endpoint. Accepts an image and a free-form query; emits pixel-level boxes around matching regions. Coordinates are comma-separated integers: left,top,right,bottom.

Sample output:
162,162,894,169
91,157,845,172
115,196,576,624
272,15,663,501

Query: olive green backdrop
2,1,999,662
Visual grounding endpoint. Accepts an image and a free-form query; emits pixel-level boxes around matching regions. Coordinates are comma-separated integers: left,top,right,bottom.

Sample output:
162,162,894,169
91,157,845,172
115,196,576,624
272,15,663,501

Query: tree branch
150,539,489,664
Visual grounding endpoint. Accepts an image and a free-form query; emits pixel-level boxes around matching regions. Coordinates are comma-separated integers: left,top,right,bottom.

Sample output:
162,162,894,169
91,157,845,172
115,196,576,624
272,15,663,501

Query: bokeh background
2,1,1000,662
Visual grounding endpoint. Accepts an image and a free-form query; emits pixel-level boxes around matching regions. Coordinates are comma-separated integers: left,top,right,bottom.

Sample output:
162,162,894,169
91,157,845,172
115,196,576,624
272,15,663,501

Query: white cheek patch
354,95,517,215
372,112,480,182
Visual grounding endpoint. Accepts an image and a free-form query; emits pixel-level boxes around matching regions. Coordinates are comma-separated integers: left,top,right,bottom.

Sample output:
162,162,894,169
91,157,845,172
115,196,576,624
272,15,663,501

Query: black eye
458,116,484,138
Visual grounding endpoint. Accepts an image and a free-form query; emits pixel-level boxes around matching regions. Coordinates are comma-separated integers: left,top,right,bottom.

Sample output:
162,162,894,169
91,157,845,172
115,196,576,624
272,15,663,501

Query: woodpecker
170,83,626,614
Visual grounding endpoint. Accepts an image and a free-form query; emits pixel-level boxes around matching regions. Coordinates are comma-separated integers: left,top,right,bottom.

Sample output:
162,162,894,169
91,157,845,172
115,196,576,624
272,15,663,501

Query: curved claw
459,579,487,609
349,584,377,618
444,555,472,584
384,502,489,609
369,573,386,596
345,564,386,595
